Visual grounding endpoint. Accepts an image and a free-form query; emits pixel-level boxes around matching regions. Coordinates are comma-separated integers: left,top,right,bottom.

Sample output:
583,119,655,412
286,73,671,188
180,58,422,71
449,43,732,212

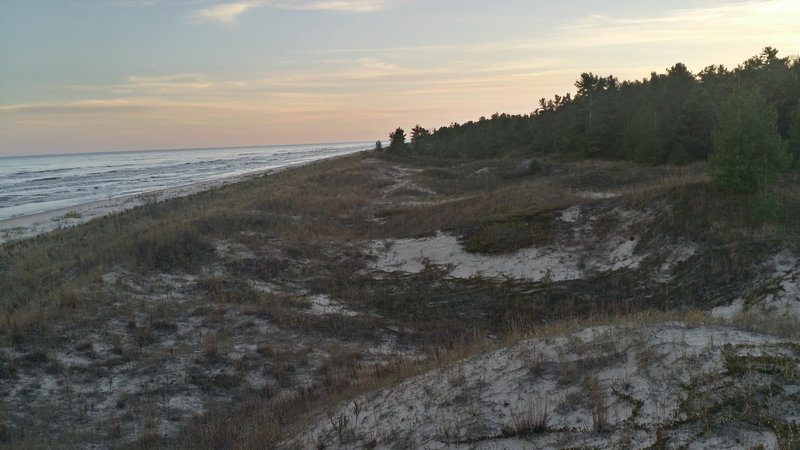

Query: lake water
0,142,374,221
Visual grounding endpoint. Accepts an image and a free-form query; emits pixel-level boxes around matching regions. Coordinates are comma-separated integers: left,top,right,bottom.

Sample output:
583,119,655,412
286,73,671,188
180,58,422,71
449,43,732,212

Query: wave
10,167,73,177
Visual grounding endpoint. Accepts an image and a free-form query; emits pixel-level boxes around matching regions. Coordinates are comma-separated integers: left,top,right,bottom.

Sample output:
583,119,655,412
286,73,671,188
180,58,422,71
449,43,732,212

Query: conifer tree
625,104,664,164
788,102,800,169
410,125,430,150
710,89,790,194
388,127,407,153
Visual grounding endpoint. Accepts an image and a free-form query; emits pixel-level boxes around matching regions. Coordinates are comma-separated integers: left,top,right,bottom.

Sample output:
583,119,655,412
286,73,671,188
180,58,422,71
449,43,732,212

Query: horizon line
0,139,379,159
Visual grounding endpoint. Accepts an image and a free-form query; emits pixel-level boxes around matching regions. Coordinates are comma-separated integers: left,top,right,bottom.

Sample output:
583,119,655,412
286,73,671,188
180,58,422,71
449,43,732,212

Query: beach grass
1,150,799,447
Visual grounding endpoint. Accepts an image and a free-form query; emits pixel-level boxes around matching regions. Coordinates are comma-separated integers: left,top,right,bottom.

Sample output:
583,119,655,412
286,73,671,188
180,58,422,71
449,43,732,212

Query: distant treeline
386,47,800,166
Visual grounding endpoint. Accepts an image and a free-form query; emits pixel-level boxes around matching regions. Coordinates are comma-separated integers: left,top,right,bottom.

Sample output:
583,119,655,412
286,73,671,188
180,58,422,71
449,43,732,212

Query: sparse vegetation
1,145,798,448
463,206,555,254
509,396,551,436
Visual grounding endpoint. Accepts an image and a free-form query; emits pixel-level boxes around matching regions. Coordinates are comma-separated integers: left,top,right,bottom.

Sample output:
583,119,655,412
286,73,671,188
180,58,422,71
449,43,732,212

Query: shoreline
0,153,358,244
0,172,256,244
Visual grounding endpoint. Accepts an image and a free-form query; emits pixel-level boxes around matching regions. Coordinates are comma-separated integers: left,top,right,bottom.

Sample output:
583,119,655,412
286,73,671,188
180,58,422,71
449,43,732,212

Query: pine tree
625,104,664,164
788,102,800,169
388,127,407,153
672,90,715,163
410,125,430,150
710,89,790,194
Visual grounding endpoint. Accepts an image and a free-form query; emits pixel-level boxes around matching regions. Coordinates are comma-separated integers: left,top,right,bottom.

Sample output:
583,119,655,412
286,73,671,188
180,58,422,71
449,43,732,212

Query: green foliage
388,127,407,153
749,191,783,223
464,208,554,254
624,104,664,164
788,102,800,169
672,90,715,162
410,124,431,150
710,89,790,194
386,47,800,168
528,159,542,173
574,72,618,96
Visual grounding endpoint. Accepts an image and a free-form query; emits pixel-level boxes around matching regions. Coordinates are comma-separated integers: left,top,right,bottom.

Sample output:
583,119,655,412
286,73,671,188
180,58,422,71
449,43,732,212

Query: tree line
383,47,800,196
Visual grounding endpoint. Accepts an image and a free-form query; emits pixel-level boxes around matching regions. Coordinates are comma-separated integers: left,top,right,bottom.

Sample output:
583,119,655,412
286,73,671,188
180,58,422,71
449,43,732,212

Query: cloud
0,92,353,120
124,73,214,91
191,0,393,24
192,1,263,25
559,0,800,49
283,0,391,13
53,55,564,108
109,0,160,6
0,99,207,116
314,0,799,60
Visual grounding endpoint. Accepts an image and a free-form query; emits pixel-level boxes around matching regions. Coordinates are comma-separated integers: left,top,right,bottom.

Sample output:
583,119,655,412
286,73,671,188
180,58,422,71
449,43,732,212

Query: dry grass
1,150,798,448
708,311,800,340
509,396,551,436
0,154,382,340
0,155,755,345
177,312,670,448
584,374,609,432
203,331,220,358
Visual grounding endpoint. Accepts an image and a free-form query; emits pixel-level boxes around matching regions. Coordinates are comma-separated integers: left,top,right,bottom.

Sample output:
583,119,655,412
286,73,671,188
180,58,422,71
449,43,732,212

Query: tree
575,72,618,128
410,124,430,149
788,102,800,169
671,89,715,163
388,127,407,153
625,104,664,164
710,89,791,194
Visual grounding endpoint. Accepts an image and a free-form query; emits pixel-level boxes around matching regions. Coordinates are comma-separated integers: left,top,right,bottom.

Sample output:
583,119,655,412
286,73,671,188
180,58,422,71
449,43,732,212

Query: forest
387,47,800,179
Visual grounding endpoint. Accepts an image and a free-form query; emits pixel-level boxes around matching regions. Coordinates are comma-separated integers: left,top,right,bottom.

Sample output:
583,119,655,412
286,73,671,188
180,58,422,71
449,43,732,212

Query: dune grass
1,150,798,448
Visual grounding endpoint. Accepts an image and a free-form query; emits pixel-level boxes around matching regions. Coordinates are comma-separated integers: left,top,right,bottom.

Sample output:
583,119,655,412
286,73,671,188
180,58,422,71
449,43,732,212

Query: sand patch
559,205,581,223
577,191,619,199
308,294,359,317
369,231,650,282
370,232,583,282
711,250,800,319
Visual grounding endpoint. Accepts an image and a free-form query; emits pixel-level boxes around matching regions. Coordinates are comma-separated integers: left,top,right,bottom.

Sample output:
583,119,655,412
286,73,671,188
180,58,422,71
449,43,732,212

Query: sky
0,0,799,156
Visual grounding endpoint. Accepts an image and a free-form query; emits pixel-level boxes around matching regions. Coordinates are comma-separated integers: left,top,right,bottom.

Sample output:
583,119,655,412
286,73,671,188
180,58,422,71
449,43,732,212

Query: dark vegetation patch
309,238,775,349
461,206,556,254
419,168,459,180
